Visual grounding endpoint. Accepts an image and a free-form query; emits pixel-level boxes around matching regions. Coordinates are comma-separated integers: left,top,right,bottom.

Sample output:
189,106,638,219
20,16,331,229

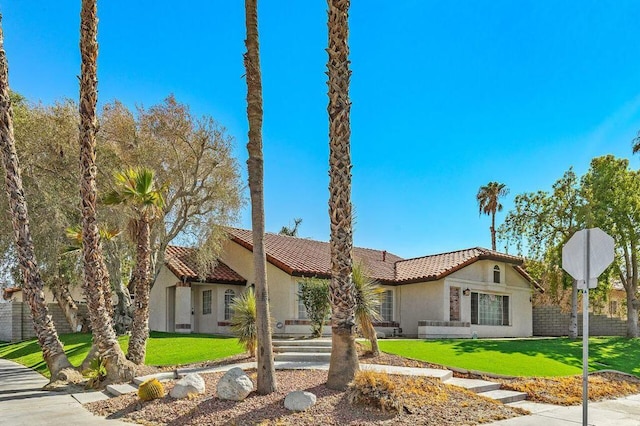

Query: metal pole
582,229,590,426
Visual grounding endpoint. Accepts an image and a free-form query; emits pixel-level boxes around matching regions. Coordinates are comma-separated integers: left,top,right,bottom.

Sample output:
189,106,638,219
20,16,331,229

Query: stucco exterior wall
219,240,297,328
149,265,178,332
397,281,443,337
447,260,533,338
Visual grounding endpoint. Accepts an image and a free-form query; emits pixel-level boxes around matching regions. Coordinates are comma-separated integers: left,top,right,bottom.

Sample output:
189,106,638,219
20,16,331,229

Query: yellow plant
138,378,165,401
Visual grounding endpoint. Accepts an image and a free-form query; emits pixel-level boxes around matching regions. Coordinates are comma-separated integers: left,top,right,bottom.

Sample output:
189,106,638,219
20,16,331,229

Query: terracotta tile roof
223,228,540,291
393,247,529,284
165,245,246,285
225,228,402,283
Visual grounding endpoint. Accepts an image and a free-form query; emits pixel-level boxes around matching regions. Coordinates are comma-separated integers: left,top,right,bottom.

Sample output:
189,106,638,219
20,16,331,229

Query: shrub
298,277,331,337
82,356,107,389
353,262,384,355
346,371,403,413
230,288,257,356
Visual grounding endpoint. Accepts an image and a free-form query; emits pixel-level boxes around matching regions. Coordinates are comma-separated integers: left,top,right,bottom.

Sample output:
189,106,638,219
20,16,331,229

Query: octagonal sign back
562,228,614,288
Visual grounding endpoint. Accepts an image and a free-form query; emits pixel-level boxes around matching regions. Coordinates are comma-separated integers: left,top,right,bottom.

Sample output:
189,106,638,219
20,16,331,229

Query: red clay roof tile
165,245,246,284
226,228,402,283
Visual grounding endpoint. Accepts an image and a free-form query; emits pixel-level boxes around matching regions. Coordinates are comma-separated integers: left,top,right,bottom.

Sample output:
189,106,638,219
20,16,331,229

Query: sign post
562,228,614,426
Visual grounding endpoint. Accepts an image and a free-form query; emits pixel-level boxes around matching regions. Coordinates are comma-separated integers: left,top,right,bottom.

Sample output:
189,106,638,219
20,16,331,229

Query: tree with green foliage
477,181,509,251
499,169,584,338
582,155,640,337
298,277,331,337
104,168,165,364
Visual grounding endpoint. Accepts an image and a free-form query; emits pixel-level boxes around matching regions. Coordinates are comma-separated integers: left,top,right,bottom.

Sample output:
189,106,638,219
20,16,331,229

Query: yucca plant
230,287,257,356
353,262,384,356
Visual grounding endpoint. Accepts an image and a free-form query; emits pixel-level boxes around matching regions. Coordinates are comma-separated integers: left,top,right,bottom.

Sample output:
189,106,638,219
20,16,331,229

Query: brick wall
533,306,628,337
0,302,88,342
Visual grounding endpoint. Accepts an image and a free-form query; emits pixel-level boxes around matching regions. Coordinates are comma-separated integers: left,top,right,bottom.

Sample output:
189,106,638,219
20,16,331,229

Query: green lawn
0,332,244,377
378,337,640,377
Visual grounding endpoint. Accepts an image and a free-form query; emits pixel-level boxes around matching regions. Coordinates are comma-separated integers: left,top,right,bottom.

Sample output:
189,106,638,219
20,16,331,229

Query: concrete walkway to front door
0,358,129,426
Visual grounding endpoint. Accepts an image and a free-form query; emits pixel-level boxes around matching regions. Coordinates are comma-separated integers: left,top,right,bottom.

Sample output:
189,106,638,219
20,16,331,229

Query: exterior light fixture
463,288,471,296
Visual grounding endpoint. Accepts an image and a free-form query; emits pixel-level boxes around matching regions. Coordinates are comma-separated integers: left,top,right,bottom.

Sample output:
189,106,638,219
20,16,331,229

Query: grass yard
378,337,640,377
0,332,244,377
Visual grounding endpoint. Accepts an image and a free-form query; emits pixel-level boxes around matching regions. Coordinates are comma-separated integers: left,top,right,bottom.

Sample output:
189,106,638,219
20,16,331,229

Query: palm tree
78,0,134,381
0,15,73,379
279,218,302,236
104,168,164,364
326,0,359,390
477,181,509,251
352,262,383,356
243,0,277,394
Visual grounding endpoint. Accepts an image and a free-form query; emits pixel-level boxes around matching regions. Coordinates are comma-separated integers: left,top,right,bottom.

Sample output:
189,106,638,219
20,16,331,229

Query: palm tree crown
104,167,164,219
477,181,509,251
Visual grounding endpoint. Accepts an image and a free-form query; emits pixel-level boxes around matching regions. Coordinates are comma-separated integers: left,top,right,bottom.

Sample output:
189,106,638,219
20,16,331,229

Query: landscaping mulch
86,369,526,426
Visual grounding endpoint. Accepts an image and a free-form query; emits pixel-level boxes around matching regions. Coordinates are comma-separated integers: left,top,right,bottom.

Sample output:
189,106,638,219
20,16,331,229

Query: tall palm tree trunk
127,219,151,364
0,17,73,379
244,0,277,395
490,212,496,250
326,0,359,390
78,0,134,381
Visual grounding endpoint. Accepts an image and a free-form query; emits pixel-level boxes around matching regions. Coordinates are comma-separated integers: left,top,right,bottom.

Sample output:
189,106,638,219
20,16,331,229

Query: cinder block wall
533,306,628,337
1,302,88,342
0,303,15,342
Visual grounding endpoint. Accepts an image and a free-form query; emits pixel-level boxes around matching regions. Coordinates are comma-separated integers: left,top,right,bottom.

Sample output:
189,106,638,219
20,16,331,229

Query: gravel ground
86,369,526,425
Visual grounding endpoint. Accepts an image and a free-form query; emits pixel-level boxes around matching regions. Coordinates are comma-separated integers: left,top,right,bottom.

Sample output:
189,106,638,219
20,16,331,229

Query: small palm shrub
230,287,257,356
82,357,107,389
138,378,165,401
347,371,403,413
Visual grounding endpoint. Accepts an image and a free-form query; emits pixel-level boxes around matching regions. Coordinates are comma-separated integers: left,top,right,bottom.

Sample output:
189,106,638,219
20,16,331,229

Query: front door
449,287,460,321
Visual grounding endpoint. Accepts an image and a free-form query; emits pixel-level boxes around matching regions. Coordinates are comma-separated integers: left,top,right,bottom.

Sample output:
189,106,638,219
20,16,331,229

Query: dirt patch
493,372,640,405
86,369,526,425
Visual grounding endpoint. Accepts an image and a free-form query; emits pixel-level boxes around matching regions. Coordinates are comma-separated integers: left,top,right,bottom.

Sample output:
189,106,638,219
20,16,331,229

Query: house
149,228,542,338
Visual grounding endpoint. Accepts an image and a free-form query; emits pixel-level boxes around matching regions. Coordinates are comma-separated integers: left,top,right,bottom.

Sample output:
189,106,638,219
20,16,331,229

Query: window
471,292,509,326
493,265,501,283
379,290,393,321
610,300,618,315
202,290,212,315
297,283,308,319
224,289,235,320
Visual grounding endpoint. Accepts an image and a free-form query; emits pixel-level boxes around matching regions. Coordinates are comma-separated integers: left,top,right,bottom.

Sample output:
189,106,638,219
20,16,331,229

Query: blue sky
2,1,640,259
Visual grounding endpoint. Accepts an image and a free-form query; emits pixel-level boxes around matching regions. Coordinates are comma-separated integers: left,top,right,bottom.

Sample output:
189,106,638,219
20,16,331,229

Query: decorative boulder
216,367,254,401
170,373,206,399
284,391,317,411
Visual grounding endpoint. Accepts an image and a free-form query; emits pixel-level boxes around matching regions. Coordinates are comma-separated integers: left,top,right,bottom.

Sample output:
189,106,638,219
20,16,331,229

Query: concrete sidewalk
0,358,129,426
492,396,640,426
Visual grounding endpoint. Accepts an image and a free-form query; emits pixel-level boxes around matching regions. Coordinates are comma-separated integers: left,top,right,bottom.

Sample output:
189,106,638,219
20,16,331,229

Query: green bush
298,277,331,337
